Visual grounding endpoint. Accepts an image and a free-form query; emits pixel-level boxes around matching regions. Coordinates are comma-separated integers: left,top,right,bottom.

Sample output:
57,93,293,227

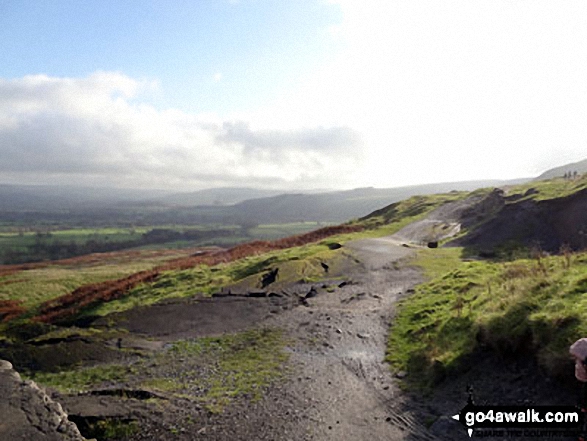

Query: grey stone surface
0,359,86,440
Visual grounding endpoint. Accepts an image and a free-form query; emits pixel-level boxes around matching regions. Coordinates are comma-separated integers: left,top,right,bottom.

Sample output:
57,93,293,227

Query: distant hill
157,187,294,207
0,184,171,211
0,179,530,226
535,158,587,180
229,179,529,224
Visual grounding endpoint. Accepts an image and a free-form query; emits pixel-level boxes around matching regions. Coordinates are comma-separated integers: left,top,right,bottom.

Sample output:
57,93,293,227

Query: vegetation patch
27,326,106,344
355,191,474,235
0,248,201,317
388,248,587,390
145,328,289,413
503,175,587,202
28,328,288,415
31,363,134,393
69,416,139,440
30,225,362,323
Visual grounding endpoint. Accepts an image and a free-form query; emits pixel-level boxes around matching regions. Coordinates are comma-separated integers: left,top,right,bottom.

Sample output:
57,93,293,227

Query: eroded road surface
0,237,442,441
257,237,438,441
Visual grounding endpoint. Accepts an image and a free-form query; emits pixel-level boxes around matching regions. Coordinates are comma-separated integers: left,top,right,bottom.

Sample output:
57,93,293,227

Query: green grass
31,363,133,393
85,241,347,317
158,329,288,412
412,247,465,279
388,248,587,389
504,175,587,201
28,326,105,344
0,250,193,311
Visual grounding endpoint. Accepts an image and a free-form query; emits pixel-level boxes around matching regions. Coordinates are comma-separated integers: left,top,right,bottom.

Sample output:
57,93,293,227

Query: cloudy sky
1,0,586,191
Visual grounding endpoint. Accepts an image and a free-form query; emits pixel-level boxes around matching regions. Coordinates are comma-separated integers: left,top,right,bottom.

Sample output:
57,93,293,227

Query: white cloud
0,72,363,190
3,2,586,191
252,0,587,186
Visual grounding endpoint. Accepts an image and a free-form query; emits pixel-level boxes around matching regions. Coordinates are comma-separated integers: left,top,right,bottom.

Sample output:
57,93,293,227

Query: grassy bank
0,249,199,311
87,240,348,317
387,247,587,389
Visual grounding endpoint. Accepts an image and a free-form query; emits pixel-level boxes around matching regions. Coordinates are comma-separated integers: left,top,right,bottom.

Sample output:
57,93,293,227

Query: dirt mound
390,186,587,254
451,187,587,253
31,225,362,325
2,338,126,373
392,189,504,245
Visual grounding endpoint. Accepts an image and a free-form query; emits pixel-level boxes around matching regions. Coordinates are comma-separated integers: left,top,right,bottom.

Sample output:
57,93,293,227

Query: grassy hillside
3,176,587,395
0,186,467,326
359,176,587,389
505,173,587,201
536,159,587,181
0,249,202,312
388,248,587,389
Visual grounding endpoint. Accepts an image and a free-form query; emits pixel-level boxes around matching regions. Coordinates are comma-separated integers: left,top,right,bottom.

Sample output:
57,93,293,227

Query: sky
1,0,586,191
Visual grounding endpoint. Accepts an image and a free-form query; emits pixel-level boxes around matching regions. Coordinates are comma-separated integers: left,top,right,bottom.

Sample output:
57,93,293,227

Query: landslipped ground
2,175,587,440
0,235,439,440
4,234,580,441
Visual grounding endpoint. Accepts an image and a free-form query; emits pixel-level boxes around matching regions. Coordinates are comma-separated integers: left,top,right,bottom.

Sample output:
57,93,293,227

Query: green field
0,249,196,310
0,222,333,265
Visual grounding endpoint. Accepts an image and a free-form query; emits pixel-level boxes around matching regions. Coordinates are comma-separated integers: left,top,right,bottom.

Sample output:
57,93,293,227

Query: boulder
0,359,86,440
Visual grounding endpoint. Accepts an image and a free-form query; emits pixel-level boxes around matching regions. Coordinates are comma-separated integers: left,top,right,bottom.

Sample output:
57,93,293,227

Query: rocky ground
0,359,85,441
1,231,583,440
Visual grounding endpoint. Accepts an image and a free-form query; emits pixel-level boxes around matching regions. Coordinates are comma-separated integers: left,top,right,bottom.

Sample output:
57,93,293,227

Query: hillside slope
2,176,587,440
0,179,527,227
359,175,587,255
535,158,587,180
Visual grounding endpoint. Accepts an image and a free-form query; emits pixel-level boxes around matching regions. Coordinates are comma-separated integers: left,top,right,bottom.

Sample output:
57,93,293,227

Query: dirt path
255,237,437,441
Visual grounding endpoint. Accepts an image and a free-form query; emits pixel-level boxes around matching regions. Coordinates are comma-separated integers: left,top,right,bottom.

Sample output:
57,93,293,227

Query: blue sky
1,0,339,114
1,1,586,190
